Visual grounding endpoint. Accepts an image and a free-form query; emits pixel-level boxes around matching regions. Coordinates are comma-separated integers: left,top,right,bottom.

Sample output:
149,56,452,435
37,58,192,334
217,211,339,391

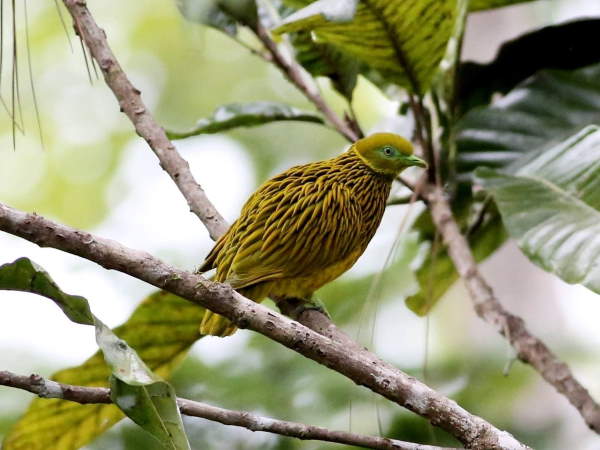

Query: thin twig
62,0,228,241
0,202,528,450
424,185,600,433
254,23,359,142
0,370,458,450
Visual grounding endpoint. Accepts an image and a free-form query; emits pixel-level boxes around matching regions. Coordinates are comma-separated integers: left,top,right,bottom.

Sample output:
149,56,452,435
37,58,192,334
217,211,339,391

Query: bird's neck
329,149,391,241
332,149,395,184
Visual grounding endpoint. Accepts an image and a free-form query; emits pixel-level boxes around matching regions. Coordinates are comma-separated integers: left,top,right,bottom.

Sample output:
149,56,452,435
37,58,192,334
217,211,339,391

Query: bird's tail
200,311,237,337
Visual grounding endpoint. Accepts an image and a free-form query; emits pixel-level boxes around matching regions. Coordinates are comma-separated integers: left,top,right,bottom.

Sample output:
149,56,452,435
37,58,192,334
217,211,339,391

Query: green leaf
176,0,258,35
455,62,600,181
275,0,460,93
458,19,600,114
468,0,539,11
4,289,203,450
0,257,94,325
0,258,190,448
406,207,507,315
166,101,325,139
95,320,190,450
476,126,600,293
110,378,188,450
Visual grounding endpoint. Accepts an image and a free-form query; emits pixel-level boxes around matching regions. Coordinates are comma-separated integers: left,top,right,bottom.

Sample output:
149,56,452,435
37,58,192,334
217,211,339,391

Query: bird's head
353,133,426,177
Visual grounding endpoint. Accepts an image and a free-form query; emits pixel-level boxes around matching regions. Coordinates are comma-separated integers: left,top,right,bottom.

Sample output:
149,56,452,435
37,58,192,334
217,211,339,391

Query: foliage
477,126,600,294
275,0,459,93
2,0,600,449
457,18,600,114
456,62,600,180
0,258,94,325
166,102,325,139
3,290,203,449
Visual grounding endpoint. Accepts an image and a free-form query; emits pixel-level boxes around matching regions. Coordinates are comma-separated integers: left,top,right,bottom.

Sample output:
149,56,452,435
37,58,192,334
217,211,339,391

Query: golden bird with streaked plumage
199,133,426,336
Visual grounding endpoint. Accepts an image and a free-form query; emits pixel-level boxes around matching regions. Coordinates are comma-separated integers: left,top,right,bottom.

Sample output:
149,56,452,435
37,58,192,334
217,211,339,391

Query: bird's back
200,148,391,299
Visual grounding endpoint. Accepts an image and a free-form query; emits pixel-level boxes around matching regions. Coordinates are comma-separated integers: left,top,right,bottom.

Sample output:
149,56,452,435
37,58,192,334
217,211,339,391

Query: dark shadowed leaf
458,18,600,114
166,102,325,139
455,62,600,182
476,126,600,294
275,0,459,93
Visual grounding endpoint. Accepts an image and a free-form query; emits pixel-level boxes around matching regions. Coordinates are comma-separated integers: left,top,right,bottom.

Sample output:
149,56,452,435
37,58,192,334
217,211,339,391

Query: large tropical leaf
455,62,600,181
4,290,204,450
458,19,600,114
469,0,539,11
283,0,540,12
476,126,600,293
275,0,459,93
166,102,325,140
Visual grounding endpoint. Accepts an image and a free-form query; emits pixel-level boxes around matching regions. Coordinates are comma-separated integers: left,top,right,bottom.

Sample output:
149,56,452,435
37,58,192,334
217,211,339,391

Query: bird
199,132,426,336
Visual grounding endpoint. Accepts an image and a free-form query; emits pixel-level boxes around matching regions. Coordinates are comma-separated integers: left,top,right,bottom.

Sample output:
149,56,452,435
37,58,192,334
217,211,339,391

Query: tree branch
424,185,600,433
254,23,360,142
0,371,458,450
62,0,228,241
0,202,528,450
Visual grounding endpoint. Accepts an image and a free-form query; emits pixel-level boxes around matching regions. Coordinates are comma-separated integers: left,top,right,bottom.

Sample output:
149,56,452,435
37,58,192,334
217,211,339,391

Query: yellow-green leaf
4,291,205,450
469,0,539,12
275,0,459,93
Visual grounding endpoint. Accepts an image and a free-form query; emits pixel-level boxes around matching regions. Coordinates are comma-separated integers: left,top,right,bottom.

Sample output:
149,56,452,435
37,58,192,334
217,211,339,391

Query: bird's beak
405,154,428,168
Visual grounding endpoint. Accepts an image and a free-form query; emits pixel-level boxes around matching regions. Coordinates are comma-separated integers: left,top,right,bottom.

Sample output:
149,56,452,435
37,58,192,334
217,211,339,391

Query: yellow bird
199,133,426,336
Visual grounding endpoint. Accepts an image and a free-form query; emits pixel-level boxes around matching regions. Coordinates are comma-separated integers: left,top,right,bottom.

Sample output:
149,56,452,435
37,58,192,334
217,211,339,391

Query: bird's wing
221,179,363,289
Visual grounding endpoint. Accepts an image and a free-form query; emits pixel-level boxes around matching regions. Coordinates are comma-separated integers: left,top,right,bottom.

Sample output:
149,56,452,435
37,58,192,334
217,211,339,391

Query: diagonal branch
0,202,528,450
254,23,360,142
61,0,227,241
0,371,458,450
425,185,600,433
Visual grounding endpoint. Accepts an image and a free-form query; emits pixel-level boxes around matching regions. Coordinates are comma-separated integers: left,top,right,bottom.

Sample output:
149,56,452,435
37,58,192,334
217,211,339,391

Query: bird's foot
304,297,331,319
274,296,331,320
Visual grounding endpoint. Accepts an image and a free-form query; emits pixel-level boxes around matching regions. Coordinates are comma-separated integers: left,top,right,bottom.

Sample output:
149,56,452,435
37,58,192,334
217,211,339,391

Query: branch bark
425,185,600,433
0,371,458,450
254,23,360,142
0,202,527,450
62,0,228,241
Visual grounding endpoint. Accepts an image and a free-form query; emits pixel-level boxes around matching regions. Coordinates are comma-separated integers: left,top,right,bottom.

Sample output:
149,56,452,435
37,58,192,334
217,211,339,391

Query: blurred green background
1,1,600,449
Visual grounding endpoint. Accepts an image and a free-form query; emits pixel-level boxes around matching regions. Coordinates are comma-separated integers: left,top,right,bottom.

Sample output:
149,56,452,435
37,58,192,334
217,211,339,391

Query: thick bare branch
0,371,459,450
0,202,528,450
425,185,600,433
61,0,228,241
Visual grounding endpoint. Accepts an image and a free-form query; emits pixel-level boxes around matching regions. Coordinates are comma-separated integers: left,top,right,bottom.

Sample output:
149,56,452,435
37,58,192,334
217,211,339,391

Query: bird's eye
382,146,394,156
